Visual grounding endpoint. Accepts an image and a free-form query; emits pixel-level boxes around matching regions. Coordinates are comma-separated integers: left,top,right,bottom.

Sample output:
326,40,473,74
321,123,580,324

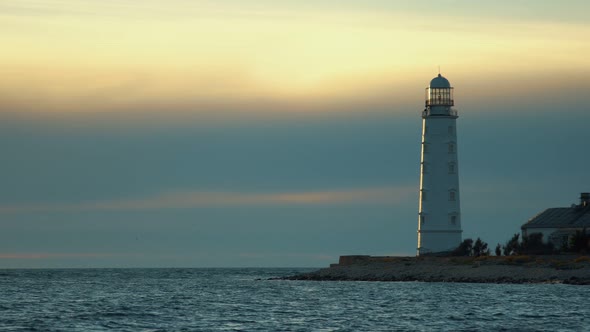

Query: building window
448,162,456,174
448,143,455,153
449,190,456,201
450,215,457,225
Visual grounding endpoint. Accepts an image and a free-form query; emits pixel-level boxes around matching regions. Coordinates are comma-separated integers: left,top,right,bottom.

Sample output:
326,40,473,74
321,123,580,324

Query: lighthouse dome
430,74,451,88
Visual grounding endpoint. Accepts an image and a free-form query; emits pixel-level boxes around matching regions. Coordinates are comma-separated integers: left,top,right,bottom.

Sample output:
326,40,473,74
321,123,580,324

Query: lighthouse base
417,230,462,256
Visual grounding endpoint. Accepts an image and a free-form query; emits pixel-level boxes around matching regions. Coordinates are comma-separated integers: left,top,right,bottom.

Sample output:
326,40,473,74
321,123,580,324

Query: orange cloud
0,186,415,214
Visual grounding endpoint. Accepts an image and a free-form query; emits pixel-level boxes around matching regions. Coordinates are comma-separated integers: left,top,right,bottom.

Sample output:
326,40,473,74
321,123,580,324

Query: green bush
503,233,520,256
568,227,589,253
451,238,473,256
452,238,489,257
520,232,554,255
473,238,490,257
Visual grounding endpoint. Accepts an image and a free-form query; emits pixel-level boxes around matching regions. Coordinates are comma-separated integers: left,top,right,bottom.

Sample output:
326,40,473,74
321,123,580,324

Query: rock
274,256,590,285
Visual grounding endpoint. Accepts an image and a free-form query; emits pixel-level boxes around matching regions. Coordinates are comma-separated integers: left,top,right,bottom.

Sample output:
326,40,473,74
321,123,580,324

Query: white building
417,74,463,255
521,193,590,247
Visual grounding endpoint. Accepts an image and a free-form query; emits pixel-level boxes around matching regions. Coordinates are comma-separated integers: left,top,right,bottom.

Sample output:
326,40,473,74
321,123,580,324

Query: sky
0,0,589,267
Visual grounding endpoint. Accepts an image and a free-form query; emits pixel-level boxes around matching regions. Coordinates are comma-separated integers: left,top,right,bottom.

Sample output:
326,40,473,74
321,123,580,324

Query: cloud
0,186,415,214
1,0,588,118
0,253,119,259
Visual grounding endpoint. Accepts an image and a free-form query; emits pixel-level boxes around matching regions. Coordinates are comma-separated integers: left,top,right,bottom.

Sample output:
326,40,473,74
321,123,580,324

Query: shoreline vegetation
278,231,590,284
279,255,590,285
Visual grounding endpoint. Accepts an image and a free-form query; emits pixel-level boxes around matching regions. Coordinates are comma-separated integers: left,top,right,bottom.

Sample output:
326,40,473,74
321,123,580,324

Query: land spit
279,255,590,285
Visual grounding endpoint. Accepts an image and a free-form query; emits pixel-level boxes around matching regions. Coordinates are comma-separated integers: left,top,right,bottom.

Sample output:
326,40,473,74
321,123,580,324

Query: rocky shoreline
279,255,590,285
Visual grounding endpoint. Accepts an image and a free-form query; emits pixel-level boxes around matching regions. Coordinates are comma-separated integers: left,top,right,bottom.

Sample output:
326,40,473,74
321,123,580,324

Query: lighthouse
417,74,462,255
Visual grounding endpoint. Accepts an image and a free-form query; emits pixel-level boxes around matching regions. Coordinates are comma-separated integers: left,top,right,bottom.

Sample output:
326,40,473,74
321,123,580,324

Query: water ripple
0,268,589,331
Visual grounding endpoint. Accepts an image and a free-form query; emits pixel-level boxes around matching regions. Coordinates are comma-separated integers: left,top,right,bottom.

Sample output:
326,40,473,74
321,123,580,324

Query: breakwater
282,255,590,285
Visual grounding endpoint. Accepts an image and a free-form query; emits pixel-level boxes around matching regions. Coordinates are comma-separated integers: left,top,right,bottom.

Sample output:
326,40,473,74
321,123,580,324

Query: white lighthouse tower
417,74,462,255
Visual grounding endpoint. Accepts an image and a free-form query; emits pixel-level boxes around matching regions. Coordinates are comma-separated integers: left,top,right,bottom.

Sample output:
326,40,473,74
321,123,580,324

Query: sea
0,268,589,332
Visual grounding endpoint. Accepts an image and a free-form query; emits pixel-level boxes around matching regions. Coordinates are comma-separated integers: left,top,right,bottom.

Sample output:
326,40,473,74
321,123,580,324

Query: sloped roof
522,205,590,229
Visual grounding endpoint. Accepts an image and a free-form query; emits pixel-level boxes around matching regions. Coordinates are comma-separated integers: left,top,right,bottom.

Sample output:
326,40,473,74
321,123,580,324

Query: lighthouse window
449,191,456,201
448,163,456,174
427,87,454,106
448,143,455,153
450,215,457,225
